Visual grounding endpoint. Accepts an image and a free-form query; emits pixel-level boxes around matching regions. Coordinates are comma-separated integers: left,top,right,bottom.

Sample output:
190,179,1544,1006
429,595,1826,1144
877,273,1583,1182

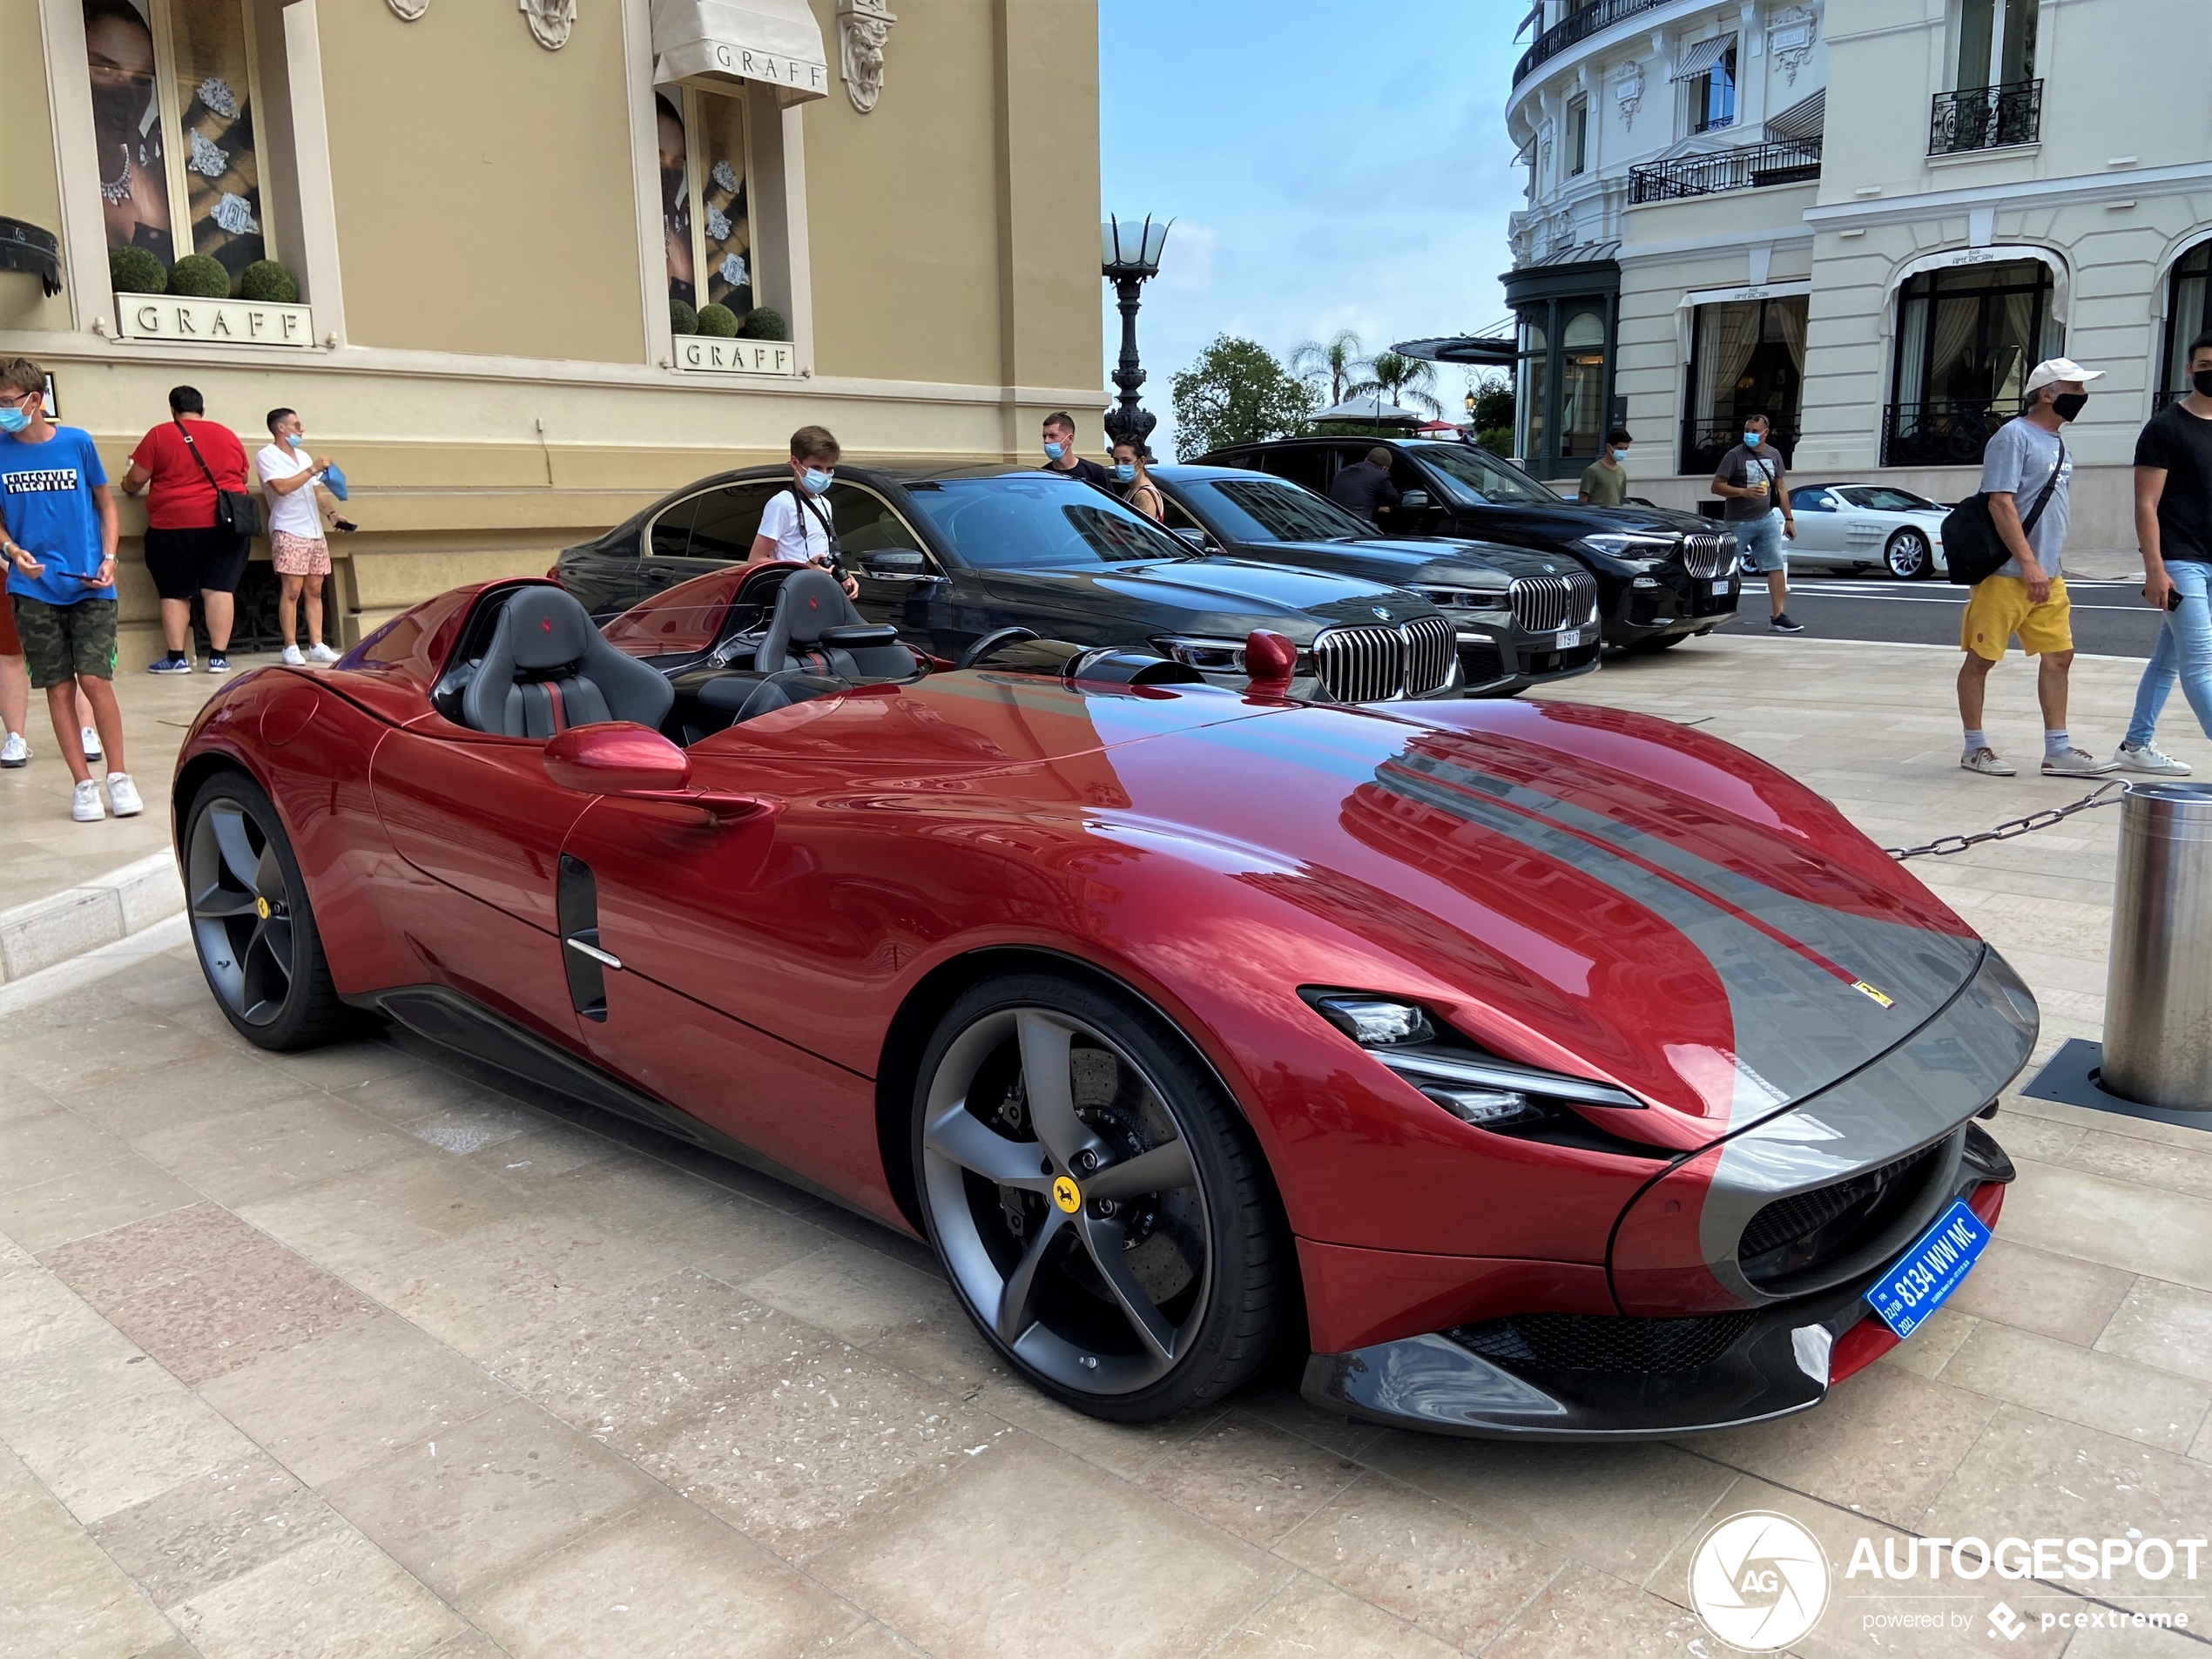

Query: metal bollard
2102,780,2212,1110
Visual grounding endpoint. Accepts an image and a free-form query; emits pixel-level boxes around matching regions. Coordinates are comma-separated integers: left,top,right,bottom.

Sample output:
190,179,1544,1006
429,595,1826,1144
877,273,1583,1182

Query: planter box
674,337,798,377
113,293,316,347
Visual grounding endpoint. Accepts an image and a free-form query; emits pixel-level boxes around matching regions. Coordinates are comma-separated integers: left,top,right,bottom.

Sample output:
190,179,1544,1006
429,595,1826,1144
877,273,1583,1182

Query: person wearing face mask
1109,440,1163,522
1038,413,1114,488
2115,333,2212,776
1957,357,2113,779
1711,412,1801,633
257,408,343,666
748,425,859,599
1577,428,1635,508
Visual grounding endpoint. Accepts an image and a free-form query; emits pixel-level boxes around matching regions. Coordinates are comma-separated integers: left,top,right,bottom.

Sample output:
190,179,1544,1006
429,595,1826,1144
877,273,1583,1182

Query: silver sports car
1785,484,1950,579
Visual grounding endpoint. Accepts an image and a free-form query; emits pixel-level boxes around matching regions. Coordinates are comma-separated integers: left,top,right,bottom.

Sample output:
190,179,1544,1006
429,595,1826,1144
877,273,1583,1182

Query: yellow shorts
1960,574,2073,662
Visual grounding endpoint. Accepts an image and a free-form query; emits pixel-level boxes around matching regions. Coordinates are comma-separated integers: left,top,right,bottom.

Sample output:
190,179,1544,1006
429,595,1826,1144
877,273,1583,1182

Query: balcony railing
1515,0,1668,84
1630,139,1822,204
1929,79,2042,155
1681,420,1797,480
1880,399,2016,468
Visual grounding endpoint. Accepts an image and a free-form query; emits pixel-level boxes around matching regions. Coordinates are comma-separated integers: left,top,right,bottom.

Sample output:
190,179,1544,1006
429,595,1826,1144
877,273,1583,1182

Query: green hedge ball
739,307,788,341
238,260,300,304
109,246,168,295
670,299,699,336
695,303,741,338
166,254,231,298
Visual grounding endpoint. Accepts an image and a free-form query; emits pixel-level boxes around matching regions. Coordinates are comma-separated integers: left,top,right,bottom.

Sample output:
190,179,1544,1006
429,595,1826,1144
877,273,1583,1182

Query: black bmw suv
1198,437,1741,652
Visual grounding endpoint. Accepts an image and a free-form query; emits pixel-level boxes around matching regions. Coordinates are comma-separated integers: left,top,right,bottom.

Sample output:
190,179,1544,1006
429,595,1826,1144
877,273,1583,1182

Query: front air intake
1450,1311,1758,1372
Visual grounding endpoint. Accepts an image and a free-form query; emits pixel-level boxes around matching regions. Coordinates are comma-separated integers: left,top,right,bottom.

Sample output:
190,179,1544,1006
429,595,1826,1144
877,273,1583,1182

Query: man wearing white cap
1957,356,2116,779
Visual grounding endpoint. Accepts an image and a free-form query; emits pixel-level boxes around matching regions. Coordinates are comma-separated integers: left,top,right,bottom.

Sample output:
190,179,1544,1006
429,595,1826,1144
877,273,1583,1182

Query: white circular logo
1688,1511,1831,1652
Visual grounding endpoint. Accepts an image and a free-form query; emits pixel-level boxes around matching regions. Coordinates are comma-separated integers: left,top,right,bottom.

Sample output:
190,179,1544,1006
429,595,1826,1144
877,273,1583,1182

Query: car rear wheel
1885,528,1934,580
912,971,1288,1421
185,773,354,1051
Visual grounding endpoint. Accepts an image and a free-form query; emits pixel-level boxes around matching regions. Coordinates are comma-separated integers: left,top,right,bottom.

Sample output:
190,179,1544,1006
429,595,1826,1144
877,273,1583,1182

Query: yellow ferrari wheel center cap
1050,1175,1082,1214
253,896,271,921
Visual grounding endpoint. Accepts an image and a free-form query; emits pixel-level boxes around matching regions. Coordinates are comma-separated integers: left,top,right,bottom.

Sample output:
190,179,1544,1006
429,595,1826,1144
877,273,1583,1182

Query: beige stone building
1503,0,2212,548
0,0,1103,661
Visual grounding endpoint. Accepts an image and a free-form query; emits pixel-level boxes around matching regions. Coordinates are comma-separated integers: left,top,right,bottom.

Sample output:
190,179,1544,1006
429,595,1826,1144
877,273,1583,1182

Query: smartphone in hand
2169,587,2186,611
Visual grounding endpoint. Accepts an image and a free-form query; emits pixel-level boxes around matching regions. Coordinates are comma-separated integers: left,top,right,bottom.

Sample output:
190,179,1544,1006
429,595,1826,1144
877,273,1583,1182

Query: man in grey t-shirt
1957,356,2116,779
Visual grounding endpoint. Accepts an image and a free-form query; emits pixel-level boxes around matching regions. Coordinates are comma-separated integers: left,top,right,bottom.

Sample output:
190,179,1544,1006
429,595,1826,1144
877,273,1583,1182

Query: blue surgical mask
1609,448,1629,463
801,468,833,496
1113,462,1135,482
0,407,29,435
1743,431,1762,448
1043,441,1065,462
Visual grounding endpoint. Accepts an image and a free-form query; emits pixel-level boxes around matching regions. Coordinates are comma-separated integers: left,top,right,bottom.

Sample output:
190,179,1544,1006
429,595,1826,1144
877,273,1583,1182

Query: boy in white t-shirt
256,408,343,664
748,425,859,598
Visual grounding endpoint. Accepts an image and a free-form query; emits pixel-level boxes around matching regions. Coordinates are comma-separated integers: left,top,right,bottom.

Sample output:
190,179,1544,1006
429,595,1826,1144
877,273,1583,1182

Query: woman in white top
748,424,859,598
257,408,341,664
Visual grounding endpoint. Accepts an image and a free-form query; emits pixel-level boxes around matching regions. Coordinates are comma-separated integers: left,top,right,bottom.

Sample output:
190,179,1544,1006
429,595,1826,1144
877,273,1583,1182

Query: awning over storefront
1669,33,1735,82
652,0,829,102
1764,88,1825,143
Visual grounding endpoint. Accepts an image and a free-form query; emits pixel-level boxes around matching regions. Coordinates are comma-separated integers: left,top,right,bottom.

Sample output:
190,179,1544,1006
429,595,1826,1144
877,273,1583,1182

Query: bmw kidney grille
1313,616,1456,702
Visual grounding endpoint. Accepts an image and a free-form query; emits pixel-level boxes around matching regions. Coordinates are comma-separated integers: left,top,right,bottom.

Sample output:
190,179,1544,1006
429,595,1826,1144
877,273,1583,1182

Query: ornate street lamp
1101,213,1170,450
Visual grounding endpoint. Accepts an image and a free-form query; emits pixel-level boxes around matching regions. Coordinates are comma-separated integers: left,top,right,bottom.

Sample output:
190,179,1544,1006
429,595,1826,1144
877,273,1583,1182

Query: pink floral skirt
271,530,331,577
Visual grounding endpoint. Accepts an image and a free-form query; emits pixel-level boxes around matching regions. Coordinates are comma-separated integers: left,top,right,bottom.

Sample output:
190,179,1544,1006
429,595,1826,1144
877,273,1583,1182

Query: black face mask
2192,369,2212,398
2051,392,2088,422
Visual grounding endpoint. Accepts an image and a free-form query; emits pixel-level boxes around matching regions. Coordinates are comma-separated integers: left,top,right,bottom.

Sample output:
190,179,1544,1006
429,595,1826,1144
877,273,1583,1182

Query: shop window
2161,242,2212,410
1693,44,1737,133
84,0,266,275
656,85,752,318
1517,315,1548,462
1557,308,1606,463
1882,260,2059,465
1567,98,1588,177
1683,296,1805,475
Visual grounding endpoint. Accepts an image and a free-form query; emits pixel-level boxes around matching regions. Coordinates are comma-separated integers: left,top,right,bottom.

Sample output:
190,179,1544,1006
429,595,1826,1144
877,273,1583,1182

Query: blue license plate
1865,1198,1992,1339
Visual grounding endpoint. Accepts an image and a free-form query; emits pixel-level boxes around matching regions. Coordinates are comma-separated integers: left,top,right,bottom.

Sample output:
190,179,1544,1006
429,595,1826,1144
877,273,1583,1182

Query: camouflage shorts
11,596,118,689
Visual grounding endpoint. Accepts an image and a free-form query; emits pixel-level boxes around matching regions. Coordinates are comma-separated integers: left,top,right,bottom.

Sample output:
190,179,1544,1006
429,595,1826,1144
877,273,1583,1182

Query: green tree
1349,350,1440,416
1170,335,1318,458
1467,371,1514,456
1290,329,1366,408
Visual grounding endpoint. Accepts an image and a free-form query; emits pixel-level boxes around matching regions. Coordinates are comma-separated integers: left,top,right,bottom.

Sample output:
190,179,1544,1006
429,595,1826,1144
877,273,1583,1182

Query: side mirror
864,550,930,579
1172,527,1214,551
1399,490,1433,511
1244,629,1298,697
544,722,690,795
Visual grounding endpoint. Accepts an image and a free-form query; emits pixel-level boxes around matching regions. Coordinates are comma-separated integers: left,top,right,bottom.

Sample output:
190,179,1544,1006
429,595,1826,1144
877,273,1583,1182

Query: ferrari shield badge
1851,980,1895,1008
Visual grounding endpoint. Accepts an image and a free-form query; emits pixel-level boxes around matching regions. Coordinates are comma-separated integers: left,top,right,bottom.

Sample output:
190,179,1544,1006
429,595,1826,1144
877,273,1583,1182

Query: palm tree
1350,351,1441,417
1291,330,1366,408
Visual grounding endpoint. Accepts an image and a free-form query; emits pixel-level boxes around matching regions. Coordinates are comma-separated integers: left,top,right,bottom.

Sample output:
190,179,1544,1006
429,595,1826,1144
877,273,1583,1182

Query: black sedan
556,464,1462,704
1144,464,1599,697
1197,437,1741,652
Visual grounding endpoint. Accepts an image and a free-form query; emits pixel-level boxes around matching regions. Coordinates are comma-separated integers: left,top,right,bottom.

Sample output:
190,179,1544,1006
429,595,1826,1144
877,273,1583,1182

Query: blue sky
1096,2,1527,456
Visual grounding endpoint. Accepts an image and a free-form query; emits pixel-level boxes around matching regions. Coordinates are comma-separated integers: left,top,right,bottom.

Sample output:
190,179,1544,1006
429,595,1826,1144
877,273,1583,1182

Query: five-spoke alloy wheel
913,972,1286,1420
186,774,352,1049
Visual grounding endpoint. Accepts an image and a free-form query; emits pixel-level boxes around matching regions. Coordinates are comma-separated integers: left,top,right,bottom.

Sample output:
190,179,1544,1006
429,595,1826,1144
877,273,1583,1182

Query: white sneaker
0,732,25,768
2115,743,2191,776
280,644,306,666
2042,746,2121,778
71,779,104,821
80,725,100,761
306,643,341,664
105,772,142,817
1962,747,2016,777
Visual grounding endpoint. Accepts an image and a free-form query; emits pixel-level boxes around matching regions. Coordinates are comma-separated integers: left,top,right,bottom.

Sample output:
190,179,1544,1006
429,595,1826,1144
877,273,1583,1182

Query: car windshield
900,475,1195,569
1406,444,1561,507
1838,486,1939,512
1183,476,1372,543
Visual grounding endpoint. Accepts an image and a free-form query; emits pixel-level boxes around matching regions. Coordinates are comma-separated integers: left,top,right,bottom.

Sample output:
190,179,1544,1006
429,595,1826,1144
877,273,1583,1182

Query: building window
1512,285,1618,479
2161,242,2212,410
1682,296,1805,476
1883,260,2060,465
1567,98,1588,176
1558,308,1606,462
1518,315,1548,463
655,86,752,320
84,0,266,276
1693,43,1737,133
1955,0,2038,89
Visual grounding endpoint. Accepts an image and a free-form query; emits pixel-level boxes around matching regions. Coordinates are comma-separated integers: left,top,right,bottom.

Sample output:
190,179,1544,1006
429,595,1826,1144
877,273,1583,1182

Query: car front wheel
912,970,1288,1421
1886,528,1934,580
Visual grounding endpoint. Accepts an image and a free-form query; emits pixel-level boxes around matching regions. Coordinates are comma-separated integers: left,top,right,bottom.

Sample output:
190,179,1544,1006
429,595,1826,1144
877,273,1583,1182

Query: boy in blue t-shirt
0,358,139,821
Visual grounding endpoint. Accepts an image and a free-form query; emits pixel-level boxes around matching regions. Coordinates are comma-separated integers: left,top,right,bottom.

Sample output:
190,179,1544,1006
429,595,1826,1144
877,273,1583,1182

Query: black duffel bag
1943,438,2064,585
174,418,264,539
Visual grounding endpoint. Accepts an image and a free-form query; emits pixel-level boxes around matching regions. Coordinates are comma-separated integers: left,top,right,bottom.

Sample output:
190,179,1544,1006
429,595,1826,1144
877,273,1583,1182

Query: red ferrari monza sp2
171,571,2033,1438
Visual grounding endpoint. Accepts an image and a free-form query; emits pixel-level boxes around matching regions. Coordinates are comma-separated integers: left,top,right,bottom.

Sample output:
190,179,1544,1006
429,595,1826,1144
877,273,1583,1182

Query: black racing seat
461,586,675,738
755,567,920,681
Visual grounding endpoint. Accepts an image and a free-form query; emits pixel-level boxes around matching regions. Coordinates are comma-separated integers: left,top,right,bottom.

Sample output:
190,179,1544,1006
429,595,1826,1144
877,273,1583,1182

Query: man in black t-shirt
1038,411,1115,489
2119,331,2212,773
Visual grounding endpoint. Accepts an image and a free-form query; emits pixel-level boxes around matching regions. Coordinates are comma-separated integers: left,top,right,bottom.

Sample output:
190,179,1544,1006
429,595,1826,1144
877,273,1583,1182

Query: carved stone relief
838,0,895,113
1769,5,1817,85
1613,58,1644,130
520,0,575,51
387,0,428,18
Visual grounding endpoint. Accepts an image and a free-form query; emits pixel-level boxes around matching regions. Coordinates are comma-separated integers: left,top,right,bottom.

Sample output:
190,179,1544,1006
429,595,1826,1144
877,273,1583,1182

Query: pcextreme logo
1688,1511,1831,1652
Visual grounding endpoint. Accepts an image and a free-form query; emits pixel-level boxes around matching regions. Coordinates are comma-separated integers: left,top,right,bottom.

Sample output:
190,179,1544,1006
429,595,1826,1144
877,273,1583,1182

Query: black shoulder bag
1942,438,2065,586
176,420,263,539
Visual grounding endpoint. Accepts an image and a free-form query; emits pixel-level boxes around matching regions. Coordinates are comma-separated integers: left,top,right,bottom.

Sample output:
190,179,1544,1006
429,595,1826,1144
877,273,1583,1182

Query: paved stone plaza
3,634,2210,1659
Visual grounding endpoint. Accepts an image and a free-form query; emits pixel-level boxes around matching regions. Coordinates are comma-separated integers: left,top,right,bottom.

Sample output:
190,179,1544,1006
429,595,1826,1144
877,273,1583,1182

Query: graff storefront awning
652,0,829,102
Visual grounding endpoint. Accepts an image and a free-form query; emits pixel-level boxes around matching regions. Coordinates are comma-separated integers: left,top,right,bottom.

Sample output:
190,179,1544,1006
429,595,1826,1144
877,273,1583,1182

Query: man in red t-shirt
120,386,250,673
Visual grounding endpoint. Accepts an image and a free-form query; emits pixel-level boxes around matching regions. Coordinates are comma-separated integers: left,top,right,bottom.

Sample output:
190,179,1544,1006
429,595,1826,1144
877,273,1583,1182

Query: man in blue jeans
2119,331,2212,775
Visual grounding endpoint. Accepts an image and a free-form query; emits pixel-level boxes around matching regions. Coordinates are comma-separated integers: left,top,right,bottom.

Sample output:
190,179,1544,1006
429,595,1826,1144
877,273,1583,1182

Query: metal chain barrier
1885,780,2129,860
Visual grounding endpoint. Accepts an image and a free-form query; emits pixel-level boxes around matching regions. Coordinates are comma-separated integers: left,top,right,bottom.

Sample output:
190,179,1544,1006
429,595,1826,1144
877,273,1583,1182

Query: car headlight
1413,585,1512,610
1577,534,1676,562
